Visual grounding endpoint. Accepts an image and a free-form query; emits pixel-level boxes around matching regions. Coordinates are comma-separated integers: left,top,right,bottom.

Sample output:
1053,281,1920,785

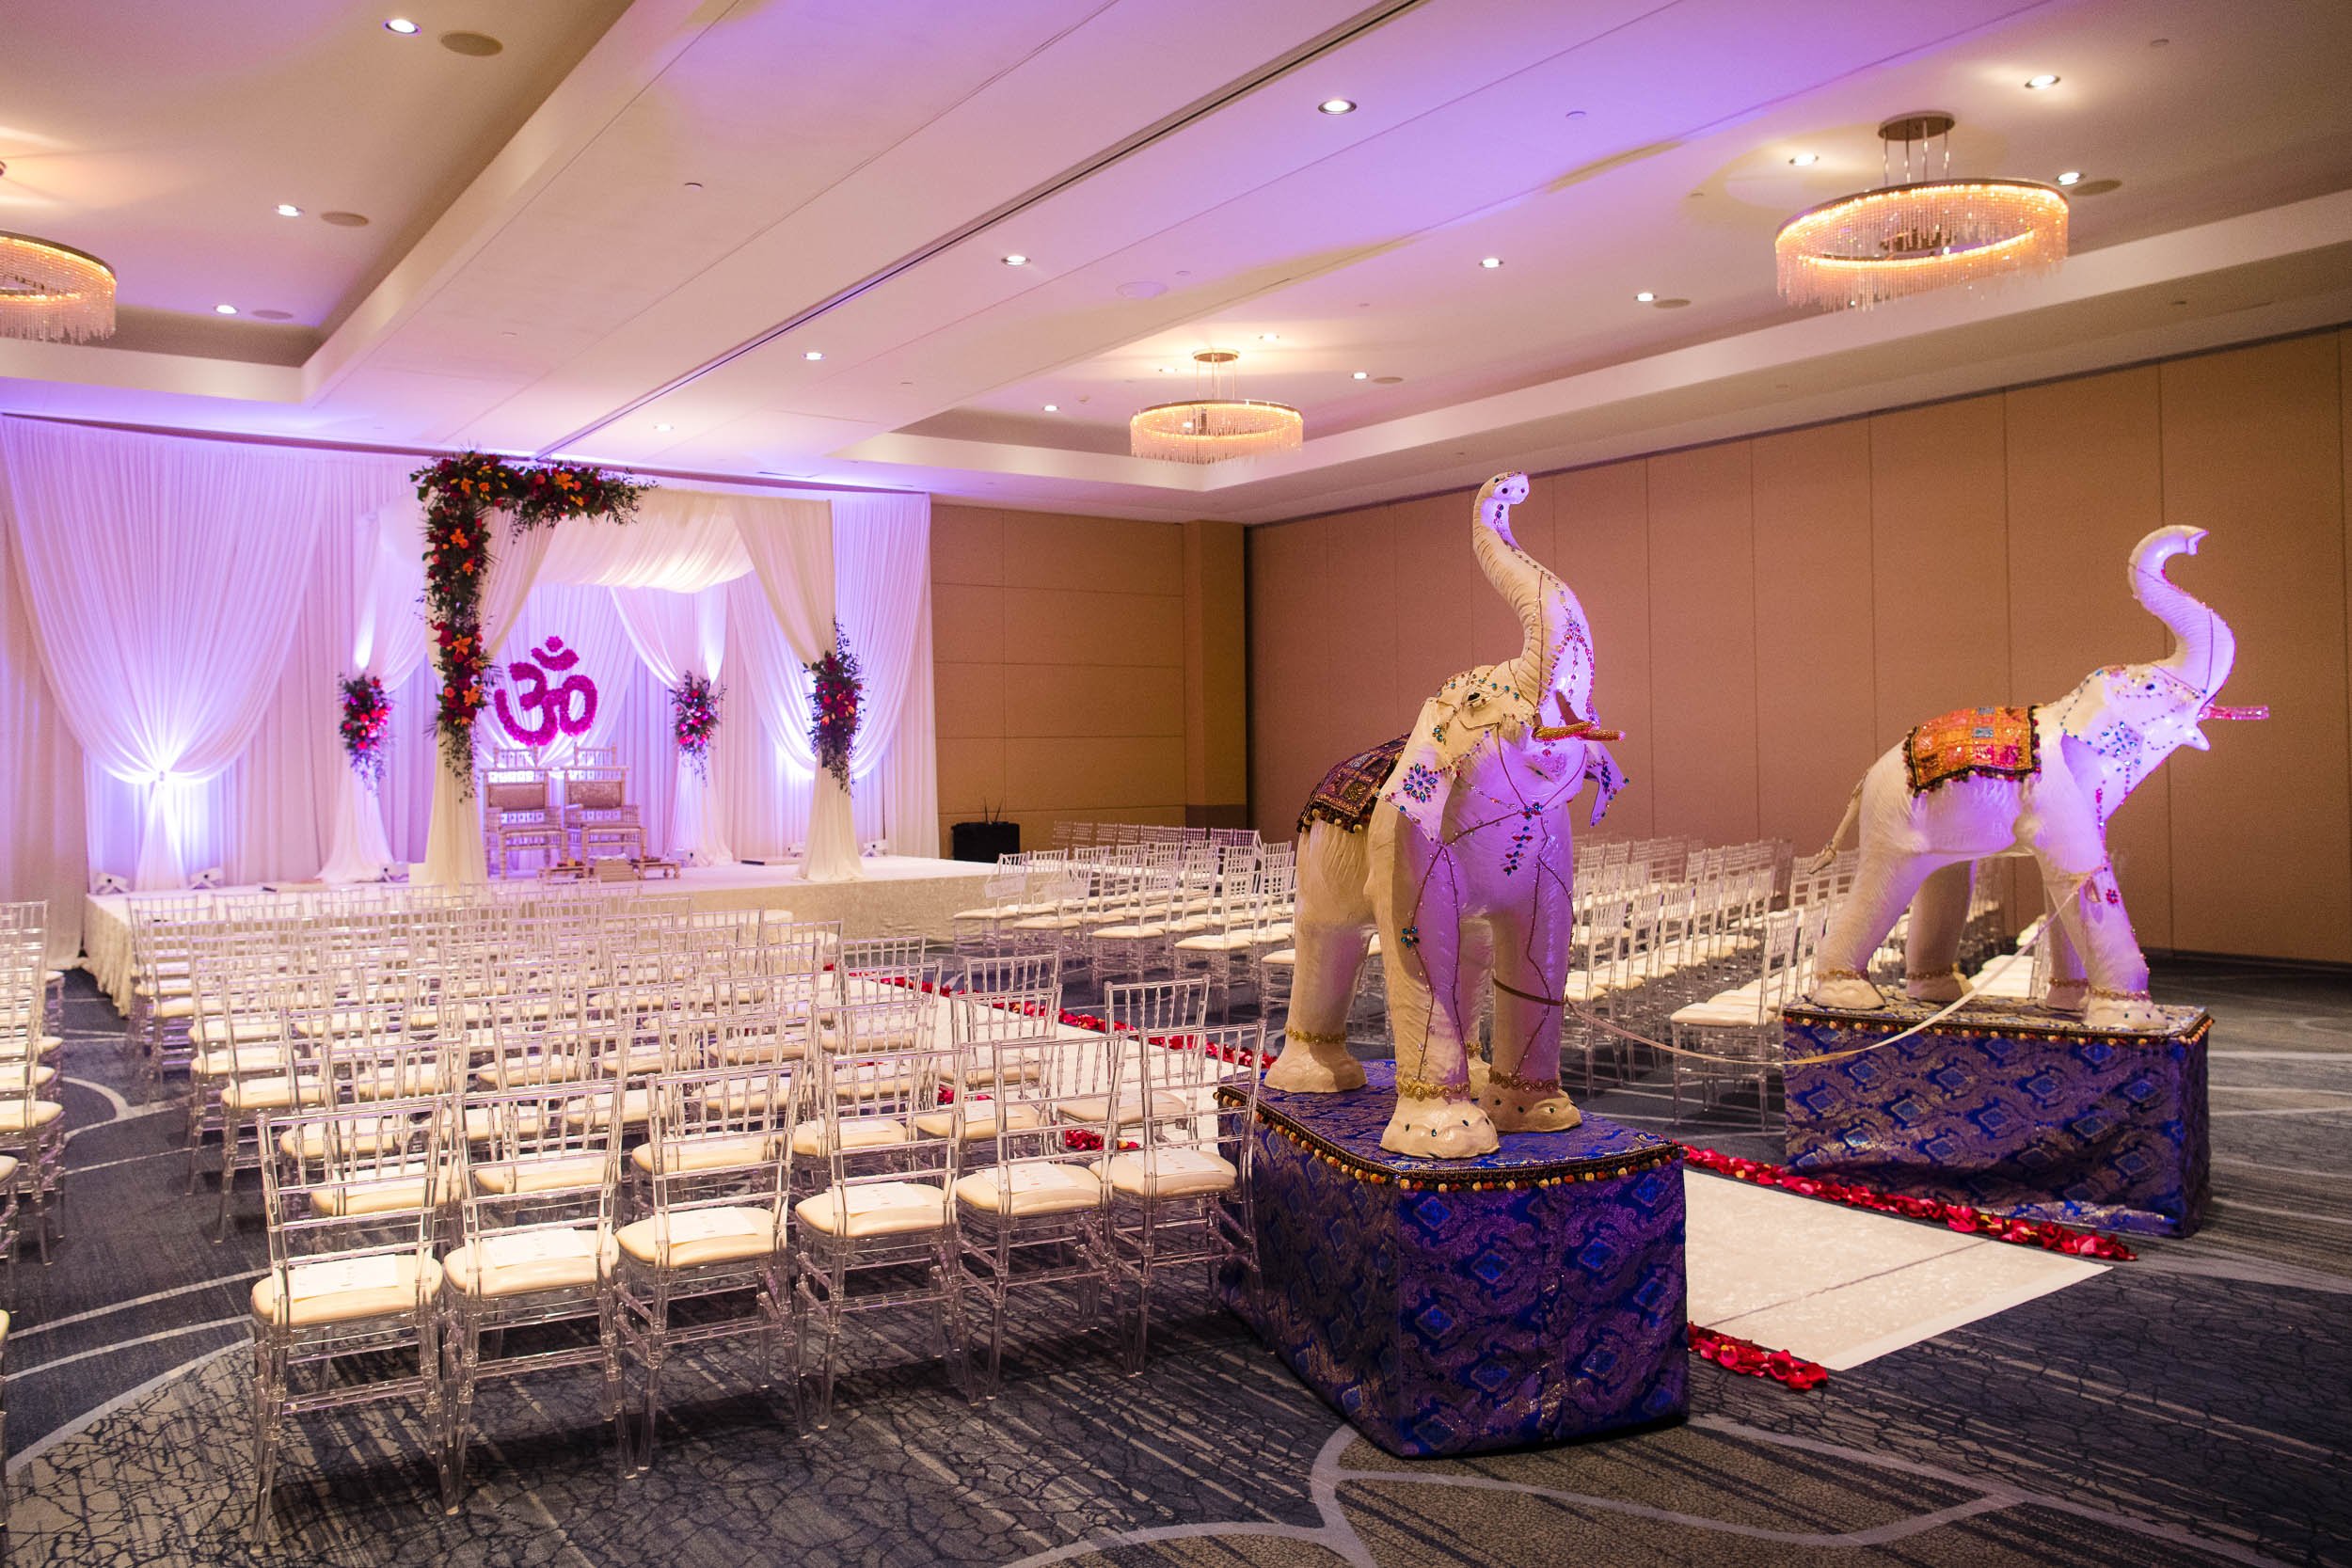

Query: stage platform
81,855,998,1010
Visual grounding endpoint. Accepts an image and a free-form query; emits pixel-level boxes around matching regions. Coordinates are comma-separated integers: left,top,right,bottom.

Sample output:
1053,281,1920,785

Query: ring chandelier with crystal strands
1129,349,1303,463
0,230,117,342
1774,112,2067,311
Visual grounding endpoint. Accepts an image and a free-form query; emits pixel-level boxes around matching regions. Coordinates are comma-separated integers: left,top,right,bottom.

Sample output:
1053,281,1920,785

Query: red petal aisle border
1686,1324,1829,1391
1677,1144,2137,1261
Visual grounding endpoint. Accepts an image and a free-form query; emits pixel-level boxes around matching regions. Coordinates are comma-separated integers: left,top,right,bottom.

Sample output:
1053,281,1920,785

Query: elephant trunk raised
2134,526,2234,726
1470,479,1597,725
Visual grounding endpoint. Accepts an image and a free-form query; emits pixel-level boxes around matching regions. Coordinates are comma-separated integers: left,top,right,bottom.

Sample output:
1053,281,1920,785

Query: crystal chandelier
1775,113,2067,312
1129,350,1303,463
0,230,117,342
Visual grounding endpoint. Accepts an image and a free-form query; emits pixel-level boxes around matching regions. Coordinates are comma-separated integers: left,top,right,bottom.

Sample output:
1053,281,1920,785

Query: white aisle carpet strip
1684,1171,2107,1370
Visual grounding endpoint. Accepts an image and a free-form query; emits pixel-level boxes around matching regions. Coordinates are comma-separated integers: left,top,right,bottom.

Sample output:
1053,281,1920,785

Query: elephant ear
1581,740,1628,827
1379,696,1459,845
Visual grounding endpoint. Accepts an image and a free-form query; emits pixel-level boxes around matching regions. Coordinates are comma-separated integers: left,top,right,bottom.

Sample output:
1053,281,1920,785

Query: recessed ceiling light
214,304,238,315
683,182,705,192
439,30,501,56
1564,109,1587,120
803,350,824,360
1634,291,1656,302
274,203,302,217
1373,375,1404,385
1788,152,1819,167
250,309,294,321
320,210,370,227
2025,73,2060,88
1042,404,1058,412
654,422,674,433
1317,98,1356,116
383,17,420,34
2056,169,2083,185
1001,253,1028,266
1351,371,1369,380
1156,366,1174,373
1479,256,1502,269
1257,333,1279,342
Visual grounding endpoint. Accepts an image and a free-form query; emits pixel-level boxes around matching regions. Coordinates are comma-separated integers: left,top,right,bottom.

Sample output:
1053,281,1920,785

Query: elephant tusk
2201,704,2268,721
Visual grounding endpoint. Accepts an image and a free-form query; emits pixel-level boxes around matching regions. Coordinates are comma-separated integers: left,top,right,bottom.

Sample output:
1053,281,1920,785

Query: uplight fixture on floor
1129,349,1303,464
1774,112,2067,311
0,230,116,341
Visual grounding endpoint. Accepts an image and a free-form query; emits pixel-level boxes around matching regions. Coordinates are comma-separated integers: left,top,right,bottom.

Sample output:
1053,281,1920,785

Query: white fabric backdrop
319,501,433,881
419,511,553,884
0,419,405,889
0,419,934,908
735,497,858,880
612,584,733,864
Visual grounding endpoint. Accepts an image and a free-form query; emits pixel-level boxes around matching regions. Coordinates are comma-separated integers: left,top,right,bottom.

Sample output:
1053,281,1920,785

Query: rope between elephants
1558,905,2071,1069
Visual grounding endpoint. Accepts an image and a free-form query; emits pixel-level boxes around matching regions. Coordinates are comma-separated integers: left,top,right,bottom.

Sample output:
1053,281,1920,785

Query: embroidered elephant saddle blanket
1903,705,2042,794
1298,735,1409,835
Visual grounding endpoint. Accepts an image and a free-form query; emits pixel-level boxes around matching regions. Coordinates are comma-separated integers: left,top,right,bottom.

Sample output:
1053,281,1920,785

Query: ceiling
3,0,2349,523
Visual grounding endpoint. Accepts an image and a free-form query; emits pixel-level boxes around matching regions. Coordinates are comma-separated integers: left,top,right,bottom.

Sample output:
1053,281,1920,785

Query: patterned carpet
3,954,2346,1567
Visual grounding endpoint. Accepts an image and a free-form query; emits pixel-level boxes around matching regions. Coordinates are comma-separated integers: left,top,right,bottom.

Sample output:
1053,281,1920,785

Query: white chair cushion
250,1255,441,1327
794,1180,950,1238
443,1228,613,1297
630,1132,778,1175
470,1152,608,1195
912,1103,1042,1141
1092,1148,1236,1199
614,1206,778,1268
954,1162,1100,1216
218,1077,325,1114
788,1117,908,1157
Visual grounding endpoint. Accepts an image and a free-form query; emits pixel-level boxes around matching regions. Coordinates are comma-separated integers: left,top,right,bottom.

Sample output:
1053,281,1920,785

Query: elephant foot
1265,1033,1367,1094
1380,1093,1499,1159
1905,969,1965,1005
1808,975,1884,1011
2084,993,2167,1032
2042,977,2090,1015
1480,1078,1582,1134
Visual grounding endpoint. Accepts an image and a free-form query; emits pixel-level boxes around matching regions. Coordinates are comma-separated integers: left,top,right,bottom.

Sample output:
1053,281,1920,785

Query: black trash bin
949,820,1019,863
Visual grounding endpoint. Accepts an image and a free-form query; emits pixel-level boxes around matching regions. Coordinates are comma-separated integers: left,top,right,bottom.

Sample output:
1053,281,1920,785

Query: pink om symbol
495,636,598,748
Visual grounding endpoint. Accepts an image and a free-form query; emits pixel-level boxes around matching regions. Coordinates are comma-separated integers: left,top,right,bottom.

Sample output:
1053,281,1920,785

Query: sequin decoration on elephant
1266,472,1627,1158
1804,526,2264,1030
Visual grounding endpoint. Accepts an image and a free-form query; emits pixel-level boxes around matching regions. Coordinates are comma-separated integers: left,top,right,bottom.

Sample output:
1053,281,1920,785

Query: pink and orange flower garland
410,452,646,787
670,672,723,780
807,620,862,789
337,673,392,791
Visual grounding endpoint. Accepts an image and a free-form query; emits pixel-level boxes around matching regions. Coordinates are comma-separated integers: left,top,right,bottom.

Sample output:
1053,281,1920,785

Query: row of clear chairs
0,904,61,1266
238,942,1265,1542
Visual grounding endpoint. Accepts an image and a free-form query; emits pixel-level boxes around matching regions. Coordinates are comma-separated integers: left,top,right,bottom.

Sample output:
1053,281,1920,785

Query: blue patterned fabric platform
1782,999,2210,1237
1220,1061,1687,1458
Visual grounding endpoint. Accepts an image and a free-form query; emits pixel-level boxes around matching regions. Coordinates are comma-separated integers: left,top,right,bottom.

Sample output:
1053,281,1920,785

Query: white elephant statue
1265,472,1626,1158
1806,525,2262,1031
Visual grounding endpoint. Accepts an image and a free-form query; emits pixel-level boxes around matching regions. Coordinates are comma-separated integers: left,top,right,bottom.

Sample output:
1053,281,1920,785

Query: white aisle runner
1685,1171,2108,1370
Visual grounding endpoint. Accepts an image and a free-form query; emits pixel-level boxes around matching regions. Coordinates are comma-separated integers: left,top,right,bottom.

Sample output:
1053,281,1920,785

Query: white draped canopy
0,417,938,917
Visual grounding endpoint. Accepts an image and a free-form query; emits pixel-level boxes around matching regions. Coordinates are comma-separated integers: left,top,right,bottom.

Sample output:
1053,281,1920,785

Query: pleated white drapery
319,500,434,881
0,476,87,962
733,497,858,880
612,584,733,864
418,515,552,885
832,493,938,856
0,418,398,889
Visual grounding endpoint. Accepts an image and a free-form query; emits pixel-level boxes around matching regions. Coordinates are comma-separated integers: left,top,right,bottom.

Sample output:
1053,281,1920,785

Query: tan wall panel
1647,442,1760,848
931,583,1003,665
1549,462,1653,839
1322,504,1401,759
1001,588,1183,668
999,511,1184,593
1002,663,1184,738
2159,336,2351,960
1869,396,2011,744
1002,736,1186,812
1184,519,1248,808
1391,495,1479,736
2004,367,2173,948
1248,516,1332,840
936,737,1004,816
1751,420,1878,851
932,661,1004,742
930,505,1004,586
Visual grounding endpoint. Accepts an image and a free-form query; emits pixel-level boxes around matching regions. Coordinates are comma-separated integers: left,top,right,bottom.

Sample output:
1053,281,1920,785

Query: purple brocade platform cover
1781,998,2210,1237
1221,1061,1687,1458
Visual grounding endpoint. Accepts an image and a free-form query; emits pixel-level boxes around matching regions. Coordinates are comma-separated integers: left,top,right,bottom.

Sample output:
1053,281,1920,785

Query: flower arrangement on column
337,673,392,791
807,620,863,789
670,672,723,780
411,452,647,789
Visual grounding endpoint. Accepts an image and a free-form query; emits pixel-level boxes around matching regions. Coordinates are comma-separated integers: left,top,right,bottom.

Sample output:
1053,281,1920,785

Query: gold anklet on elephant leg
1394,1072,1469,1101
1283,1024,1349,1049
1905,965,1963,983
1814,967,1868,983
2088,986,2152,1002
1486,1068,1561,1094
